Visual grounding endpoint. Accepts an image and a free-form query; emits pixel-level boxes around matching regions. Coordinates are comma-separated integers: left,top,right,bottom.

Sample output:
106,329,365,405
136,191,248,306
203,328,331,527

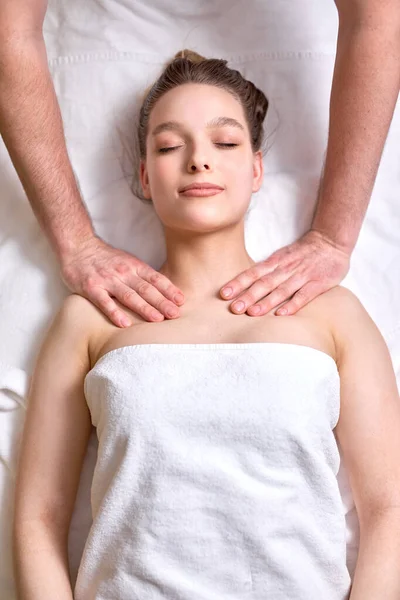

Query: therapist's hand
61,236,185,327
219,230,351,316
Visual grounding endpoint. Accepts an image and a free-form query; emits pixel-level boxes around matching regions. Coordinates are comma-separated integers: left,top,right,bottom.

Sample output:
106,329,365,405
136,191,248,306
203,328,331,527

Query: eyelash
158,143,238,154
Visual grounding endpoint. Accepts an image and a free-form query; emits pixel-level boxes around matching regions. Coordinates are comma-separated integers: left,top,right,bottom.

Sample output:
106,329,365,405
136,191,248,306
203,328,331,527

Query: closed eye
157,143,238,154
216,143,238,148
158,146,180,154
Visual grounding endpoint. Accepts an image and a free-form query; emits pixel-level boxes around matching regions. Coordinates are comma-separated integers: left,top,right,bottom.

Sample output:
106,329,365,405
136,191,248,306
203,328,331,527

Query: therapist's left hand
219,229,351,317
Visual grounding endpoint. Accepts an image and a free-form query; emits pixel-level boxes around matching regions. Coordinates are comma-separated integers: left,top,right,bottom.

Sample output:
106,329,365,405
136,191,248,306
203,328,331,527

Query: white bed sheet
1,0,399,597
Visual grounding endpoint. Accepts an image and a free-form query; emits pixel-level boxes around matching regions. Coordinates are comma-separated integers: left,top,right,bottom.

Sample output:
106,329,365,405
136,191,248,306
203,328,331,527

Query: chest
92,303,334,367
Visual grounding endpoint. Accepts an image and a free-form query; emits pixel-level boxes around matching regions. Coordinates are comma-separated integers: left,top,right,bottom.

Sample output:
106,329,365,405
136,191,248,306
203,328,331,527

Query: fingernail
121,317,132,327
152,311,164,321
166,308,179,318
174,293,184,304
249,305,261,315
221,287,233,298
277,308,287,316
232,301,245,312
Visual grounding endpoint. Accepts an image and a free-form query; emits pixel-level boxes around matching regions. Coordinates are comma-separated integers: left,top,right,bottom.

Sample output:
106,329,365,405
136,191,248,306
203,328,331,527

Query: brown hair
138,49,269,159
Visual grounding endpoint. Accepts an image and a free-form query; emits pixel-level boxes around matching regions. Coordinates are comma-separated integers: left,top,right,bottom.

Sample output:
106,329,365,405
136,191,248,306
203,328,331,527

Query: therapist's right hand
60,236,185,328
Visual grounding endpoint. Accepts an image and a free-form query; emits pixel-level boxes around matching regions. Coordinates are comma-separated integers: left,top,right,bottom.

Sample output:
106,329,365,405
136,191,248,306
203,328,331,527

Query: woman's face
140,83,264,233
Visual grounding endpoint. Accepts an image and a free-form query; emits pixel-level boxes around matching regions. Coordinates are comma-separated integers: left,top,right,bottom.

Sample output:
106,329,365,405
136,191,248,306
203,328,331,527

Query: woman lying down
13,50,400,600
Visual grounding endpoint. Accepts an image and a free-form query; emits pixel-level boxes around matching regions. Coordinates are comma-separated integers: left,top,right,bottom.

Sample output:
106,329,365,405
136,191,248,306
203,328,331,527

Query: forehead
148,83,246,132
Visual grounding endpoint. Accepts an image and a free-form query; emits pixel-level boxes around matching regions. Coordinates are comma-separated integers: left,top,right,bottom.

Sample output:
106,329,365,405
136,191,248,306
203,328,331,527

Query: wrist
56,224,97,265
311,200,359,255
308,226,354,257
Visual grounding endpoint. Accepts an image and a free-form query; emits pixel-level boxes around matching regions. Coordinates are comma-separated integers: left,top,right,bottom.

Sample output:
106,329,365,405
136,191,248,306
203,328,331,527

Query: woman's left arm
333,291,400,599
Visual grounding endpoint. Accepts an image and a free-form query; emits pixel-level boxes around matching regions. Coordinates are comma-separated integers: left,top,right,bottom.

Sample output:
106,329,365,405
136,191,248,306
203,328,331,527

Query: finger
246,275,305,316
140,266,185,306
119,278,181,320
220,261,279,300
275,281,325,316
112,282,180,322
228,268,294,314
88,287,139,328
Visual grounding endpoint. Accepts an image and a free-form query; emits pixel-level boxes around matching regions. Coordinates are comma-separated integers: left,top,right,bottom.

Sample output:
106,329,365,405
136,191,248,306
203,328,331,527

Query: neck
158,223,255,304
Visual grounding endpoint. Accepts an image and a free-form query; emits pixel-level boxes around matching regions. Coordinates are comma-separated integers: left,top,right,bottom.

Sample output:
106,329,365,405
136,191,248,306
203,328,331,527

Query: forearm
349,511,400,599
0,35,94,261
312,19,400,252
13,521,73,600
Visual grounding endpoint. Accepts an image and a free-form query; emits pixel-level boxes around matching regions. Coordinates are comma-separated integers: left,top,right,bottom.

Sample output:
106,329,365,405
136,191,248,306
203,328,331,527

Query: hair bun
172,49,207,64
255,97,268,122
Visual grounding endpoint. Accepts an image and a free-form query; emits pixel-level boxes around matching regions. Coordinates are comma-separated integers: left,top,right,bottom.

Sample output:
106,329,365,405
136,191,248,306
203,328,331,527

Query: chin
160,205,244,232
176,217,240,234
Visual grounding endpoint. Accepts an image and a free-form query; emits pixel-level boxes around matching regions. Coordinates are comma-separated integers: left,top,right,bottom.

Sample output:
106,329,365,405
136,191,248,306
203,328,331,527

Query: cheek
224,152,254,185
225,159,256,211
148,158,177,191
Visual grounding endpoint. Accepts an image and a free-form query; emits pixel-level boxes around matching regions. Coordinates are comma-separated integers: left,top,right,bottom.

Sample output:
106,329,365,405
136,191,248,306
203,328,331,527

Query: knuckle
142,303,161,320
85,276,99,290
283,301,297,315
276,285,292,300
129,297,151,319
137,281,151,297
249,266,263,281
138,264,154,279
293,286,308,302
121,288,138,305
167,283,180,296
115,263,131,276
106,305,122,321
259,294,275,310
260,288,287,311
97,297,117,317
236,292,252,305
235,270,256,287
288,295,305,311
259,273,273,285
160,299,178,314
158,298,170,310
148,271,162,286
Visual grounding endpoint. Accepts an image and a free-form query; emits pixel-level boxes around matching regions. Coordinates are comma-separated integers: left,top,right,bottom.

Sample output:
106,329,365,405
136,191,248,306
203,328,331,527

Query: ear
252,151,264,193
140,160,151,199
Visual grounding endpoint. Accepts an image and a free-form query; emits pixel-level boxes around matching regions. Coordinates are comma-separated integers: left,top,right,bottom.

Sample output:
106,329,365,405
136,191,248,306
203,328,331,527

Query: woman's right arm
13,295,94,600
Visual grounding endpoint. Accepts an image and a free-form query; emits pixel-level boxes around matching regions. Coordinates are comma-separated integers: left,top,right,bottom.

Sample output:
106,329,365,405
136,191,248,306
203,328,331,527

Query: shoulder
299,285,378,362
57,293,101,329
29,294,100,376
306,285,365,319
300,284,366,324
296,284,364,330
50,294,107,359
57,294,133,367
308,285,387,368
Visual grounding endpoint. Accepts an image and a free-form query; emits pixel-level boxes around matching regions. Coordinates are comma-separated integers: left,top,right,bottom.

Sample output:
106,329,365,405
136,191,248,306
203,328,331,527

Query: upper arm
333,289,400,526
13,294,93,540
0,0,47,43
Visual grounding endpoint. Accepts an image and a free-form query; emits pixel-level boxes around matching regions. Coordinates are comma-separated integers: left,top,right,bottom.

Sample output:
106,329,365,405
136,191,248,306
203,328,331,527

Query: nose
187,146,213,173
189,162,210,172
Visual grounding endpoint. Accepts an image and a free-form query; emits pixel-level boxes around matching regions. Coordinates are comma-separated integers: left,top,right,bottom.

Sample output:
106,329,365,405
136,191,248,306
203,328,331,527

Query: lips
179,182,224,193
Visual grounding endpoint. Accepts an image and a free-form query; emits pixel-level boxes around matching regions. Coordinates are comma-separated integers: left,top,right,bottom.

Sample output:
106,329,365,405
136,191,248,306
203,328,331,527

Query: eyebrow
151,116,245,137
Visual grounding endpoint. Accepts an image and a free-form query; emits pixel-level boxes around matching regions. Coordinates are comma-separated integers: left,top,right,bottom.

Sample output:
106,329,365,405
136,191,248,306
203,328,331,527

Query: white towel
76,343,350,600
